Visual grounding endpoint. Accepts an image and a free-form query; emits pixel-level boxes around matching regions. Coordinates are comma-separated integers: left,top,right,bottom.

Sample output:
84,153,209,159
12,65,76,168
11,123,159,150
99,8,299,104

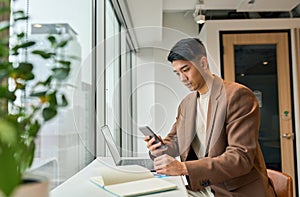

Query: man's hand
144,135,167,157
154,154,188,176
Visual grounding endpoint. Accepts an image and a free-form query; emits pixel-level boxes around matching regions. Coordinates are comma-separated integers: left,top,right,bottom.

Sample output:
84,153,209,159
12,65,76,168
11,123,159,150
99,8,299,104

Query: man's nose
179,73,187,81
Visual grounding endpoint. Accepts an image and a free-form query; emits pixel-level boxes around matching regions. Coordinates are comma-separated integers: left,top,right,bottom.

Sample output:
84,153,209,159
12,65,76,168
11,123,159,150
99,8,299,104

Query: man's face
172,60,206,92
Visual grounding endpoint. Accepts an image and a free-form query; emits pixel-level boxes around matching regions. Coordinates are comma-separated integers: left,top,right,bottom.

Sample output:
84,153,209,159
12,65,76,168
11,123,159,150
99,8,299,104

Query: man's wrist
181,162,188,175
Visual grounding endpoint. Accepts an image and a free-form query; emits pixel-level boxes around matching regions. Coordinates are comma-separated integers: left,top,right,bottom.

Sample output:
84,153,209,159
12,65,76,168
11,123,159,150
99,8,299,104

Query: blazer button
201,180,211,187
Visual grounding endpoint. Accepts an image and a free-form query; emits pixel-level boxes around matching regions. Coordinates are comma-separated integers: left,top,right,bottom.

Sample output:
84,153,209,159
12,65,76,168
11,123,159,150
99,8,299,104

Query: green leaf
0,42,9,58
14,16,29,22
18,62,33,72
17,32,25,39
47,36,56,47
30,91,47,97
60,94,68,107
14,139,35,175
31,50,53,59
42,107,57,121
11,50,19,56
11,41,36,53
19,140,35,173
43,76,52,86
52,67,70,80
0,70,9,81
57,60,71,67
11,63,35,81
0,144,22,197
15,41,35,49
48,92,58,106
34,76,52,87
0,87,16,101
0,21,9,32
23,72,35,81
13,10,25,16
15,82,26,90
27,120,41,137
56,39,69,48
0,118,18,145
27,140,35,168
0,61,11,70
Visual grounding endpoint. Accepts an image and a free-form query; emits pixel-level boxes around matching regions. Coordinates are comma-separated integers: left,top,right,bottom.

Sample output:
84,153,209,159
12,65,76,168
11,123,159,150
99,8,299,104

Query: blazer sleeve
149,103,182,160
185,83,261,191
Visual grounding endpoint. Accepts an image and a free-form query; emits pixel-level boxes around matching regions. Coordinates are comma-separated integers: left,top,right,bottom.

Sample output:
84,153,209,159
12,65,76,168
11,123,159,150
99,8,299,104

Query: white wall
134,12,198,156
199,18,300,191
135,48,156,155
163,12,199,37
126,0,163,47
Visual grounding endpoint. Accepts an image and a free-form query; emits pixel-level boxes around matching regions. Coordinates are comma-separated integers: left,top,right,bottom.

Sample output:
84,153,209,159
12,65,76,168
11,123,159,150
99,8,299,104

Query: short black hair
167,38,207,63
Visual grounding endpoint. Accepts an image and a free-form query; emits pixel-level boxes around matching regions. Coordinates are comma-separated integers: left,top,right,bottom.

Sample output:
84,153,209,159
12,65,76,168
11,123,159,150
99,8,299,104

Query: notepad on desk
90,165,177,196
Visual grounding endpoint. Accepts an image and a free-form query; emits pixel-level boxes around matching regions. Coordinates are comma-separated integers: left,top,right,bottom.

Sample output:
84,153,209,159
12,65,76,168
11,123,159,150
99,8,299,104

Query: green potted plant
0,0,74,196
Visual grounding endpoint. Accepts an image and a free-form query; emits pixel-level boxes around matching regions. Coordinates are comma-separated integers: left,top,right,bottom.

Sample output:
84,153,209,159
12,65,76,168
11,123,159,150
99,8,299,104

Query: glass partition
234,44,281,171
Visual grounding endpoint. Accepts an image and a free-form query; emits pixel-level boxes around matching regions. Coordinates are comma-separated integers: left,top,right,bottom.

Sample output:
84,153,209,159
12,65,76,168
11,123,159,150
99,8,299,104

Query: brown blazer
161,76,276,197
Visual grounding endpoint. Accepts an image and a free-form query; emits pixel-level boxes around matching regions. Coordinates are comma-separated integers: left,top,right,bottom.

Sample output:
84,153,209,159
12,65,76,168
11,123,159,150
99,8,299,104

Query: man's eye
182,67,189,72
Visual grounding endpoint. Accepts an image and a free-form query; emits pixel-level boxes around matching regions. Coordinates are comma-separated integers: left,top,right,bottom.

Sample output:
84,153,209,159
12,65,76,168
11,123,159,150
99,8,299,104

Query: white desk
50,157,188,197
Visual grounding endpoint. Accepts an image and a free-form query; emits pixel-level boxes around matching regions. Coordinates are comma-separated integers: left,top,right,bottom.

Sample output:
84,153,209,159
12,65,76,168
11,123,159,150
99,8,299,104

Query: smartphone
139,126,166,149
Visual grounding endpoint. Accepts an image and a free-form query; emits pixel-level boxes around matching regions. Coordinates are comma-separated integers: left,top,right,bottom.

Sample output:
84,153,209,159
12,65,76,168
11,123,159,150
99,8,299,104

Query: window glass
105,0,121,148
11,0,95,189
104,1,136,156
234,44,281,171
123,41,134,156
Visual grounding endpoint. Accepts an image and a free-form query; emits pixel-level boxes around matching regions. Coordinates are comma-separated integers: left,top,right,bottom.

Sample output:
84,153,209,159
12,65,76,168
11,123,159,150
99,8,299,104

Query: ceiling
163,0,300,20
124,0,300,47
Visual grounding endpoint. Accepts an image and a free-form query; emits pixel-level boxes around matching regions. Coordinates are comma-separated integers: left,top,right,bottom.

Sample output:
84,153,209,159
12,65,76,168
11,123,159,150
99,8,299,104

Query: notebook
100,125,154,171
90,165,177,197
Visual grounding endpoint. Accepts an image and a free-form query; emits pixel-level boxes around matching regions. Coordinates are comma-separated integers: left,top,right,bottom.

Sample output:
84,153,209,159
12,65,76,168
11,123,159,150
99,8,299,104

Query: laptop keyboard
120,159,154,171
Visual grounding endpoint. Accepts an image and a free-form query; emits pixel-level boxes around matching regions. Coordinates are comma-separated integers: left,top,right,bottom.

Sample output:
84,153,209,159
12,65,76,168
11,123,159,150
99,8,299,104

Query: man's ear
200,56,209,70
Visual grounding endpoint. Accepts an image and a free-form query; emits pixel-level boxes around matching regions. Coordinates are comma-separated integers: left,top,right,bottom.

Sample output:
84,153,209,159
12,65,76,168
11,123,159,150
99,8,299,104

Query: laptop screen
100,125,121,164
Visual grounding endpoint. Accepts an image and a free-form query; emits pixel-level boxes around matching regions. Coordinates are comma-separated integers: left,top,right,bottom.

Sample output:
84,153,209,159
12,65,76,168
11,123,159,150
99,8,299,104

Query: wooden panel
222,34,235,81
276,33,294,176
222,32,296,196
295,29,300,136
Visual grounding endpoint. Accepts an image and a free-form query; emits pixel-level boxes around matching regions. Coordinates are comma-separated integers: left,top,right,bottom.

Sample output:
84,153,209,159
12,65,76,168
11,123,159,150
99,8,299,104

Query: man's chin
187,86,194,91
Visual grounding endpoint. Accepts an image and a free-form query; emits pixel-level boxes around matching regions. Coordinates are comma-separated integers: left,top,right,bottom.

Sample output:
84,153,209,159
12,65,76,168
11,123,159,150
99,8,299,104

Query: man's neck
198,85,209,95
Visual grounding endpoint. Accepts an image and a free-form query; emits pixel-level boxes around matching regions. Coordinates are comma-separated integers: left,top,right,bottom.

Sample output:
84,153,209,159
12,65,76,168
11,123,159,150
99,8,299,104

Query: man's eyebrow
173,64,189,73
180,65,189,70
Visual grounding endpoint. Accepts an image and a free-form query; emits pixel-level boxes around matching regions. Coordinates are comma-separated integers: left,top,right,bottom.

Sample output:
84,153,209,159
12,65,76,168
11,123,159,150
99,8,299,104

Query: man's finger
144,136,150,142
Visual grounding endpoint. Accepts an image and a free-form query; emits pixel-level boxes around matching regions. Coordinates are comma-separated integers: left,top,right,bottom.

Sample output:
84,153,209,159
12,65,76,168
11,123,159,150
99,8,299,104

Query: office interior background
11,0,300,194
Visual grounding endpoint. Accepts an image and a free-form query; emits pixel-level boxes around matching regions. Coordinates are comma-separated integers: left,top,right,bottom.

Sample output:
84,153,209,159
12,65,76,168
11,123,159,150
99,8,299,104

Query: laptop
100,125,154,171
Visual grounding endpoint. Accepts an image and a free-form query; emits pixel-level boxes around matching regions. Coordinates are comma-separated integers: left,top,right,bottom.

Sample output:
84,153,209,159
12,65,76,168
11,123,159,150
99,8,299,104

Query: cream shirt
189,90,214,197
192,90,210,158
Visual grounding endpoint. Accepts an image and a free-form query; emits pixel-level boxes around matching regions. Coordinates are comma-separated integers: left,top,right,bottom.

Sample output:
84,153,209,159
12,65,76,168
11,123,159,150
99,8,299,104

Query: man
144,38,276,196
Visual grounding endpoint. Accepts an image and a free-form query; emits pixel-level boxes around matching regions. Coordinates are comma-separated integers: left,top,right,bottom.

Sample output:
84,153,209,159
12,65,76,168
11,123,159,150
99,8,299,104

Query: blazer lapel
205,76,223,156
180,92,197,161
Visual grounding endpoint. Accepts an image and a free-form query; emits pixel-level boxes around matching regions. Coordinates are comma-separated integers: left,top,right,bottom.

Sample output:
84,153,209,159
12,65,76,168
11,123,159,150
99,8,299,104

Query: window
104,0,136,156
9,0,137,189
11,0,95,189
105,0,121,148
